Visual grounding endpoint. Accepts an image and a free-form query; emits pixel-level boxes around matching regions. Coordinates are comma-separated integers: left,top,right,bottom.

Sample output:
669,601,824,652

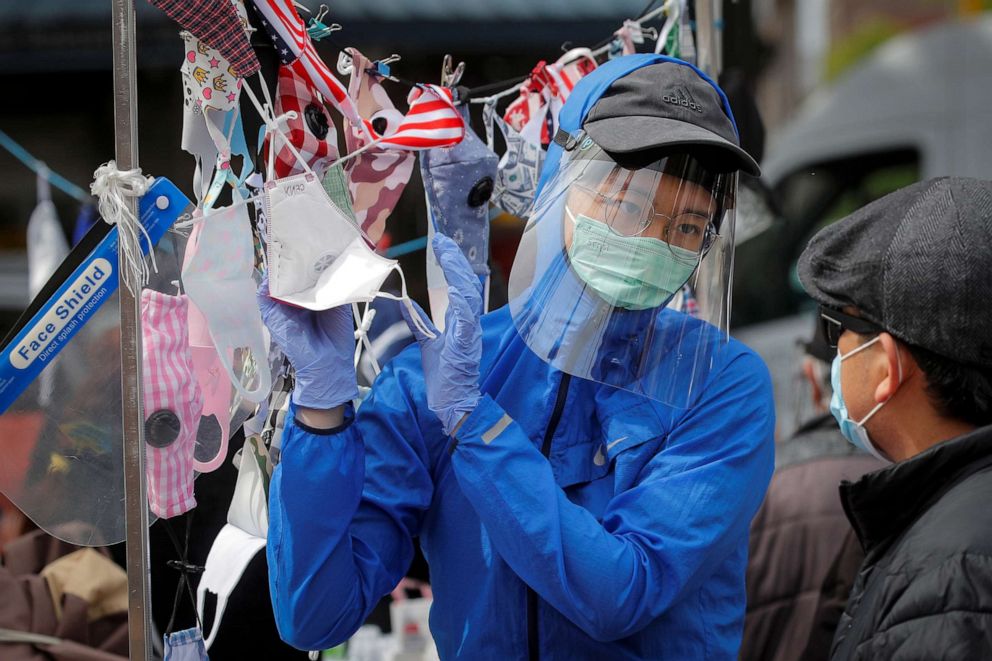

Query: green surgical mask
566,208,699,310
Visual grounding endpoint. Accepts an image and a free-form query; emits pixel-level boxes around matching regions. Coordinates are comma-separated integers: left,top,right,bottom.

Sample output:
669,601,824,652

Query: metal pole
110,1,153,659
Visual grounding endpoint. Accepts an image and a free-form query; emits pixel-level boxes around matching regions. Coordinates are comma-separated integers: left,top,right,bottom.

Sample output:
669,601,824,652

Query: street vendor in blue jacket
258,54,775,659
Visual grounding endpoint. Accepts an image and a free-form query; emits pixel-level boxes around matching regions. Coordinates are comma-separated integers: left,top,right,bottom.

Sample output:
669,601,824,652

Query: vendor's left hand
401,234,483,436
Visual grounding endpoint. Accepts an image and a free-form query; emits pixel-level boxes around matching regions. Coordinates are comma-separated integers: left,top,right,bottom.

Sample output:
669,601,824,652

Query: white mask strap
352,301,381,376
242,79,317,180
854,340,905,427
376,265,438,340
838,334,880,361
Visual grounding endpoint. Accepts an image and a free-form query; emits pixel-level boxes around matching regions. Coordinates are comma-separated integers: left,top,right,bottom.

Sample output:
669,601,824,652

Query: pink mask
142,290,204,519
182,214,233,474
343,49,415,244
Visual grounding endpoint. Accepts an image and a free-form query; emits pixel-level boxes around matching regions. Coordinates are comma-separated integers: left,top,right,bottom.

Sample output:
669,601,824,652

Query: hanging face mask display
261,128,435,337
421,106,498,276
179,3,253,205
150,0,259,78
421,105,498,325
483,100,545,218
179,211,234,474
181,198,272,404
503,55,596,146
196,523,267,651
263,64,339,180
163,626,210,661
264,170,413,314
829,336,901,463
141,290,204,519
343,49,415,244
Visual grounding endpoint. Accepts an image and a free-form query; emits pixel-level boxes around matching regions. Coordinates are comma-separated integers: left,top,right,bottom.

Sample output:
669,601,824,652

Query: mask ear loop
352,302,381,376
242,77,319,181
376,264,438,340
163,512,205,636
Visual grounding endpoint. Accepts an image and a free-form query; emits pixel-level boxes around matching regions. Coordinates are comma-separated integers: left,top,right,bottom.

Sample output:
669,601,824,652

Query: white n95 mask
261,127,436,338
181,198,272,404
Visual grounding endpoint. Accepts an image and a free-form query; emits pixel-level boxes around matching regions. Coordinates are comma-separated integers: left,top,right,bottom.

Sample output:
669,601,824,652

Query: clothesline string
0,129,90,203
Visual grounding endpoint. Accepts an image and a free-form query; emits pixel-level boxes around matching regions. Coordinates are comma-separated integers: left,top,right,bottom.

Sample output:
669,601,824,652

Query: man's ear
801,356,825,412
874,333,913,404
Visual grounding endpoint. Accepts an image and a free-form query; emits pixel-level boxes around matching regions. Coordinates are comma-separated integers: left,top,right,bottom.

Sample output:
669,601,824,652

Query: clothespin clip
441,54,465,88
373,54,401,79
624,19,657,44
307,5,342,41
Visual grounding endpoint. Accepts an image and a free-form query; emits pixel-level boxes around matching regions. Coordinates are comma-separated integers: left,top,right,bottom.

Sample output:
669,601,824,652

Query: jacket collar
841,424,992,554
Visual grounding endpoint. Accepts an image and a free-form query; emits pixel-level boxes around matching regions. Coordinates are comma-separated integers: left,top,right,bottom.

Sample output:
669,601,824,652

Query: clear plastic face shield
508,140,738,408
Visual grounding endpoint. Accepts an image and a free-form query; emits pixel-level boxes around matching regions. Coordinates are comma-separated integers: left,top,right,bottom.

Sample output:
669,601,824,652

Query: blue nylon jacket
267,55,775,659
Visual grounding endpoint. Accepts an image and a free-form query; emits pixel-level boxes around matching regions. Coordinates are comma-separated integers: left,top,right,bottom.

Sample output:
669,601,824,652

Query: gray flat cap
798,177,992,367
582,62,761,176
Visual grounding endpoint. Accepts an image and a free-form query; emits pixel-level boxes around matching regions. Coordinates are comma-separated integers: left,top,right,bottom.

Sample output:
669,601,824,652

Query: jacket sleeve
448,350,775,642
267,361,436,651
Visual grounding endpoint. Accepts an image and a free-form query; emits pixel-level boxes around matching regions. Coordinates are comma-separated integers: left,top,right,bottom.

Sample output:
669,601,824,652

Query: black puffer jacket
831,425,992,660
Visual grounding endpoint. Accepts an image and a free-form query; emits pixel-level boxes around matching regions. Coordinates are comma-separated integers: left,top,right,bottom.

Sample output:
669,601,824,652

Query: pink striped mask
141,290,204,519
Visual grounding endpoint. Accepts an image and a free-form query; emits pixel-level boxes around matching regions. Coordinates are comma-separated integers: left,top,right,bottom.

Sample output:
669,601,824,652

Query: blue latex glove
257,278,359,409
401,234,483,435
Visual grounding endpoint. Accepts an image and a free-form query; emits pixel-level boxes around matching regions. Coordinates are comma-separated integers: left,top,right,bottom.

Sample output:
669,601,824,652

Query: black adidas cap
582,62,761,176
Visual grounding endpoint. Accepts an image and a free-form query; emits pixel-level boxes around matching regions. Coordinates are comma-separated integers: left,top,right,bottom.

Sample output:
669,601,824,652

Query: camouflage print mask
342,49,415,244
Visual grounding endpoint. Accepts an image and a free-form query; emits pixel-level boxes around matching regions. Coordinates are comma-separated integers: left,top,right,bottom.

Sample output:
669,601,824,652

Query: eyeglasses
569,182,718,252
818,306,883,348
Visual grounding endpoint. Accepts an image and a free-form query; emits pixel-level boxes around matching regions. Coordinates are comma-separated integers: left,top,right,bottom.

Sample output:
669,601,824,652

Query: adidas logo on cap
663,86,704,114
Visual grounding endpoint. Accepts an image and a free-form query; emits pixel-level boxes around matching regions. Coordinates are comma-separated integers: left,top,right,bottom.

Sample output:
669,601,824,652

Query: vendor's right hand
257,278,359,410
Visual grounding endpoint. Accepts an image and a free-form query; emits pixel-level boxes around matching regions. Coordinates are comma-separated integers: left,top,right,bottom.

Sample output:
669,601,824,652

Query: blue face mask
829,335,901,463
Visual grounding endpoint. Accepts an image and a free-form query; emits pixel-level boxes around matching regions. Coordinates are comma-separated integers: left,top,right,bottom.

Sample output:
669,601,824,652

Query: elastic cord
163,512,204,635
352,301,381,376
243,78,318,180
377,266,437,340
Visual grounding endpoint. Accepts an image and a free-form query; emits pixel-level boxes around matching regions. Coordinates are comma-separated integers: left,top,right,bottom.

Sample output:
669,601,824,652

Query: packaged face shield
0,179,192,546
507,140,738,408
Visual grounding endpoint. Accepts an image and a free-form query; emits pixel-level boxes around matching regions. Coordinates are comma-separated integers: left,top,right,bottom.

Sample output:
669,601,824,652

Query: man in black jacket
797,177,992,660
742,321,881,661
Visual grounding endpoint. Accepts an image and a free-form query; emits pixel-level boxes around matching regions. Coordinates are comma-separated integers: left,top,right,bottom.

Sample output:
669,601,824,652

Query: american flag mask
249,0,369,139
262,64,340,180
503,55,597,146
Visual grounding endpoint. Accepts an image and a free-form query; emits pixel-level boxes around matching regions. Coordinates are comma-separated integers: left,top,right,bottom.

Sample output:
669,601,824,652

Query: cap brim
584,115,761,177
